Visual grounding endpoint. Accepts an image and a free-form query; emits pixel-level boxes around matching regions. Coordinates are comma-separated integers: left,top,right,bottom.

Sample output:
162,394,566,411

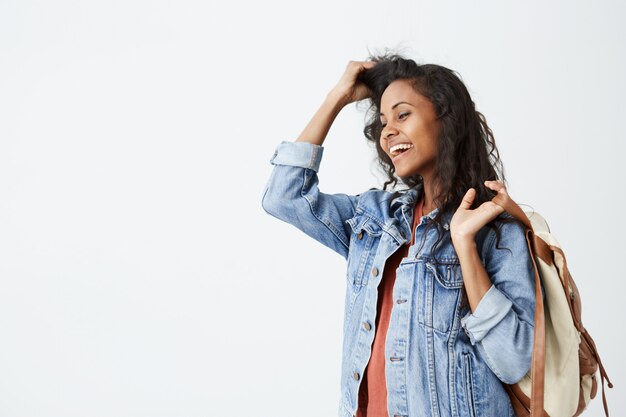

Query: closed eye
381,112,410,128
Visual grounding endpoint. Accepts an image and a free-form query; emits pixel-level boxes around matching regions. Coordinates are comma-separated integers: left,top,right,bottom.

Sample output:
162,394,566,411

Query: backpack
492,193,613,417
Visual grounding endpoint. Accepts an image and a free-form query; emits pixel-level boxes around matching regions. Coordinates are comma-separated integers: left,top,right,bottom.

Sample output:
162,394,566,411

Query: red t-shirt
356,196,424,417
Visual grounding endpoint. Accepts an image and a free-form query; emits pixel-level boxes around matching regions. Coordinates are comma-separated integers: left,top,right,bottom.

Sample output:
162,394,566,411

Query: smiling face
379,79,440,181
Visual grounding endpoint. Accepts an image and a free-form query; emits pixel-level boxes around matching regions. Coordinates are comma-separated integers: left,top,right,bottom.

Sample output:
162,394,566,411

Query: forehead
381,79,417,101
380,79,432,116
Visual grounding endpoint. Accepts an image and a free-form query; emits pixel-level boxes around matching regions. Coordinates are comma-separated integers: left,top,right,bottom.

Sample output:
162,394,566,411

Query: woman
261,53,537,417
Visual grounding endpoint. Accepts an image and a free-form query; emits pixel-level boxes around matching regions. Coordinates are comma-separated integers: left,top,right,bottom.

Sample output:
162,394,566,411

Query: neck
420,175,438,216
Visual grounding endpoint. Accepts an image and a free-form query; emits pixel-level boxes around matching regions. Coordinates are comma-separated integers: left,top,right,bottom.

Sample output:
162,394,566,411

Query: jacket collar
390,183,421,212
390,183,453,245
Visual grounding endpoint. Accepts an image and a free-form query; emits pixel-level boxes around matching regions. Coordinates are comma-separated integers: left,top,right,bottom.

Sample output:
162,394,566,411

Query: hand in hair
328,60,377,106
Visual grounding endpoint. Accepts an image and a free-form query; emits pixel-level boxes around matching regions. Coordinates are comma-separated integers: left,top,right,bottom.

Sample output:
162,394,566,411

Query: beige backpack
493,194,613,417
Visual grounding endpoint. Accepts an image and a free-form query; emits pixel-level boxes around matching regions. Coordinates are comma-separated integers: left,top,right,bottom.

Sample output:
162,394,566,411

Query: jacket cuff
269,141,324,172
460,284,514,345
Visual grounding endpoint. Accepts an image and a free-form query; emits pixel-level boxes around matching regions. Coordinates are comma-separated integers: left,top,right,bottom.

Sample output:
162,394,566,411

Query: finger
484,180,508,195
486,201,506,218
459,188,475,210
484,180,503,189
471,201,505,227
351,61,376,71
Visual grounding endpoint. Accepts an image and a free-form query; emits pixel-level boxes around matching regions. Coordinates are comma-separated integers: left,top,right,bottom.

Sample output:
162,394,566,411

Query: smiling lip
392,146,413,162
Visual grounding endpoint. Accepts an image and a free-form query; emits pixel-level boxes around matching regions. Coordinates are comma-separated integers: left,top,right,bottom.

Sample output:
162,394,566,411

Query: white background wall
0,1,623,416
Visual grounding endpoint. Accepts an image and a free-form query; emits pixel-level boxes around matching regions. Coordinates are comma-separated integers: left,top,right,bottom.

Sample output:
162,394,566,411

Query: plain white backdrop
0,0,623,416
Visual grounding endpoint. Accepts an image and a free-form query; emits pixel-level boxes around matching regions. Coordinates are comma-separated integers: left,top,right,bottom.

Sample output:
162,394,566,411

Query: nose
382,124,397,141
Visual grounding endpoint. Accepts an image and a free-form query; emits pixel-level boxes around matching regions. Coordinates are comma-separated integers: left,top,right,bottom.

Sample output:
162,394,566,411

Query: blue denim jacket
261,141,538,417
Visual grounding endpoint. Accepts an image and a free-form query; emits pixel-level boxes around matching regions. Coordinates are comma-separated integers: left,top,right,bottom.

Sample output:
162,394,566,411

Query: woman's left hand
449,180,509,245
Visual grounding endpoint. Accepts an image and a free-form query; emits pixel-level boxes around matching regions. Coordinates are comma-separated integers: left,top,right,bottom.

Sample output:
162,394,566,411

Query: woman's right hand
329,60,377,106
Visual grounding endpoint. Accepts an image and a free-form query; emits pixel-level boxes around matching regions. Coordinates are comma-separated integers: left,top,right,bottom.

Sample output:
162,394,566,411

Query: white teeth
390,143,414,155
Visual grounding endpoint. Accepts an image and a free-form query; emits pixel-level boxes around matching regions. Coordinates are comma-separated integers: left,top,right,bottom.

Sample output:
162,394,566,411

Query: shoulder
479,212,529,258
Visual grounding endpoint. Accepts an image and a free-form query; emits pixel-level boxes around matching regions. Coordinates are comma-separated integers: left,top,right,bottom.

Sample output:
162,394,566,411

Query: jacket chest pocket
346,215,384,288
418,260,464,333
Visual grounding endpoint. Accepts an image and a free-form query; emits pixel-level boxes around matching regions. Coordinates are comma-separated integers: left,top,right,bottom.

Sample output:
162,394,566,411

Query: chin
396,169,421,182
393,164,413,177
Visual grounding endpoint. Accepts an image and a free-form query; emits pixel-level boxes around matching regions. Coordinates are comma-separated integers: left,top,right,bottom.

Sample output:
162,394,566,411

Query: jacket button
353,371,360,380
371,267,379,276
357,231,363,240
362,321,371,331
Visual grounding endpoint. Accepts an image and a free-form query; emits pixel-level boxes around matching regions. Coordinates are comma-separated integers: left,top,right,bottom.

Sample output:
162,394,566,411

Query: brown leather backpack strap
525,228,547,416
493,193,546,417
492,193,532,230
581,328,614,417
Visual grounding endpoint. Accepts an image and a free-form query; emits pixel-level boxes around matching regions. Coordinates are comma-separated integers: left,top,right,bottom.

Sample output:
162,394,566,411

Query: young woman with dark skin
264,54,536,417
296,60,511,314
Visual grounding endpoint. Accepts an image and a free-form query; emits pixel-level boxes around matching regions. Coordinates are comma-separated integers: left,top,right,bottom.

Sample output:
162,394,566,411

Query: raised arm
458,219,538,384
261,61,377,259
450,182,538,384
294,60,378,146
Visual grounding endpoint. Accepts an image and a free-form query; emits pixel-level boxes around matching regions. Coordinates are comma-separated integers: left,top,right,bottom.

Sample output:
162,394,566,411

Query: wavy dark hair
356,51,523,299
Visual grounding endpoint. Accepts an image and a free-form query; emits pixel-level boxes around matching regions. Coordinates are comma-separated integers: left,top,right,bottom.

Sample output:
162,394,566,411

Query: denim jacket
261,141,538,417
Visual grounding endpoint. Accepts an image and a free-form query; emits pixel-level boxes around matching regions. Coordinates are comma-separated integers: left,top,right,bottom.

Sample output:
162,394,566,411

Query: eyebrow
379,101,413,117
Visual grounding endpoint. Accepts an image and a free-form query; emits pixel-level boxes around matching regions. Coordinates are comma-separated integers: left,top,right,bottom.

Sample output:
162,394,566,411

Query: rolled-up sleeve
261,141,359,260
460,219,540,384
269,140,324,172
461,283,514,344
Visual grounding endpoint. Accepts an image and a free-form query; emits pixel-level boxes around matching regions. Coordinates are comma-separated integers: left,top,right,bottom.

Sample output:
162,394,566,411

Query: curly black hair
356,49,524,307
